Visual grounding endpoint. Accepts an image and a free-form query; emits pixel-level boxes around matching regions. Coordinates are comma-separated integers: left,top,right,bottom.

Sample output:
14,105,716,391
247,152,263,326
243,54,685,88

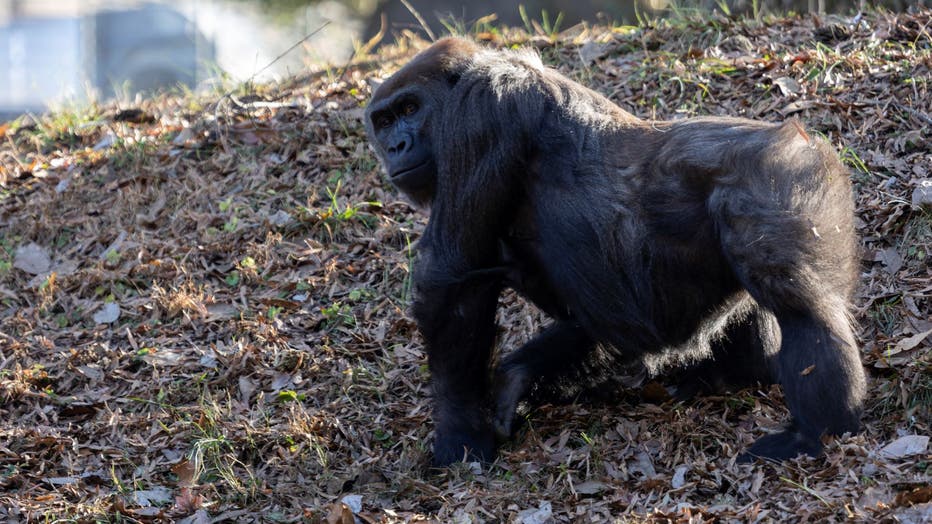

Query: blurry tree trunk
7,0,24,20
808,0,826,12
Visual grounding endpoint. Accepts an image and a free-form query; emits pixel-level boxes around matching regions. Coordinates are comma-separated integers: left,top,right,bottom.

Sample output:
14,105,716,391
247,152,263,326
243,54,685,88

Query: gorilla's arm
411,256,502,464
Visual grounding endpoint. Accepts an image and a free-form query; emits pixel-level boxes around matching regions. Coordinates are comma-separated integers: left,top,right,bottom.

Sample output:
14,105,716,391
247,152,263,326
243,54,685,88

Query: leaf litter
0,8,930,523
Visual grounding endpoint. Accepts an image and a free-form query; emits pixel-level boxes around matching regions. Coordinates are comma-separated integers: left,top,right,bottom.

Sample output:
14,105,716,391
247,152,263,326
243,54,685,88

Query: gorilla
365,37,865,466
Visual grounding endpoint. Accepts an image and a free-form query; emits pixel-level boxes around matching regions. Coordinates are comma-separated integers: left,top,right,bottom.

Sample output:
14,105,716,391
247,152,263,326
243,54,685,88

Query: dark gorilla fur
365,38,865,467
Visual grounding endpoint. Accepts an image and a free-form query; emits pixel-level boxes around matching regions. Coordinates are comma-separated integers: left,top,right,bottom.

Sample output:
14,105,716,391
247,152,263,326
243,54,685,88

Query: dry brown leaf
171,460,198,488
174,487,204,514
326,502,355,524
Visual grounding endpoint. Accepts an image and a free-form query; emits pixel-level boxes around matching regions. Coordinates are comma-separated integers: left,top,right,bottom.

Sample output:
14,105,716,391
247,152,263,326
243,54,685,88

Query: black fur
365,38,865,466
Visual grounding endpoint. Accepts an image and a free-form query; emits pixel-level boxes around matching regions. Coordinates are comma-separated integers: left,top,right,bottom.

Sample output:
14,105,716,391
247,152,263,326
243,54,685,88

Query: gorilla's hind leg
742,309,864,461
673,306,779,401
492,321,597,440
714,177,865,461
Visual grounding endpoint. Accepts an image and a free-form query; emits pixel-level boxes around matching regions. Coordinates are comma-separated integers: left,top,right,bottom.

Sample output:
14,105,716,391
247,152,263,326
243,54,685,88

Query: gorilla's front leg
413,276,503,466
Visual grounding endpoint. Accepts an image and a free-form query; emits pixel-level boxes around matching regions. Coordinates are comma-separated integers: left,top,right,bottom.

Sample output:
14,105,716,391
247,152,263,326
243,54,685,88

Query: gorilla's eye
376,115,393,129
402,102,419,116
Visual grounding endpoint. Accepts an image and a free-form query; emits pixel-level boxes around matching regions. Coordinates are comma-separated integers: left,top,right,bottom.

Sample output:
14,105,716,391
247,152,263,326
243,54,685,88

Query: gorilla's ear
430,37,476,87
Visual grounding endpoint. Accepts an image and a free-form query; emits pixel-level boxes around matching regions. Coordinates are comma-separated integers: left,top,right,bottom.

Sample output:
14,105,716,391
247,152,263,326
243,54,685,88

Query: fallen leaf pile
0,8,928,522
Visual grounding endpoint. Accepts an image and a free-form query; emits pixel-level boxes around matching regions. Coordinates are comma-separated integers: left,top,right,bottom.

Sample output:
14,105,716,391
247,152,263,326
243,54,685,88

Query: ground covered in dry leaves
0,8,929,523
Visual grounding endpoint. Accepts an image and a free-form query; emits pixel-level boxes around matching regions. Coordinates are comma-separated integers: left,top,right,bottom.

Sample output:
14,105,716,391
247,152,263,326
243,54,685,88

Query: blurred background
0,0,923,121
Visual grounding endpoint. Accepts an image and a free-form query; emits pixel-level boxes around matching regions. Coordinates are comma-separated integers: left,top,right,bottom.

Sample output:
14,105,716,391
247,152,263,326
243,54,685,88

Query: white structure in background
0,0,359,119
0,1,214,118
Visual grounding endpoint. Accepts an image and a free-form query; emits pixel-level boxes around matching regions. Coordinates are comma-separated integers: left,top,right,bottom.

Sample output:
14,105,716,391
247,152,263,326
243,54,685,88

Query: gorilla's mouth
391,161,429,178
390,160,434,183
